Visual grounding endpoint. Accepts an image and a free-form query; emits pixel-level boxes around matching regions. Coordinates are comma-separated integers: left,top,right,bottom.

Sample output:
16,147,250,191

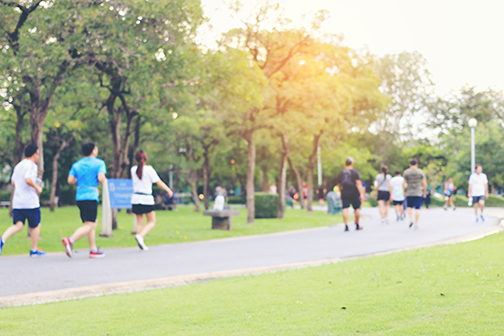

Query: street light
468,118,478,174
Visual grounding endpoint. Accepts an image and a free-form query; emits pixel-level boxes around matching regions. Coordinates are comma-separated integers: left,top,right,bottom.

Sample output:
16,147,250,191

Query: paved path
1,207,503,304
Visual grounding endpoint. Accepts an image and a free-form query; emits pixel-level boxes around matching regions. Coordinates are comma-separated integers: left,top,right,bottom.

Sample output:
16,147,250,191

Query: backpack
341,170,354,188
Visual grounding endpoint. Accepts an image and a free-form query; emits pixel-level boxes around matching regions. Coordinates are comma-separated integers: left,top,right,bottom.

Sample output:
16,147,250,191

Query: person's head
475,164,483,174
82,142,98,157
345,157,354,168
381,165,388,176
394,170,400,176
448,177,453,183
24,144,39,162
409,159,418,168
135,150,148,179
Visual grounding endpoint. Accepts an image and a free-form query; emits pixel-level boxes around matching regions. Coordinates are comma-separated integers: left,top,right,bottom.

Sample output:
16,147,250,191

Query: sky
197,0,504,97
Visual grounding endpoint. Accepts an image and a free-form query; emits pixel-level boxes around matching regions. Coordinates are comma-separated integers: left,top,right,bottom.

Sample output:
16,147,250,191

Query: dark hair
345,157,354,166
135,150,148,179
394,170,400,176
381,166,388,177
82,142,96,156
475,164,482,170
24,144,38,158
410,159,418,166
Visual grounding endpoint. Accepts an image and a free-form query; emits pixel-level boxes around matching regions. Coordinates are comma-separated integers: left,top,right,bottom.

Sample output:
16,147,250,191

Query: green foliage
367,196,378,207
227,196,244,204
254,192,278,218
0,190,11,202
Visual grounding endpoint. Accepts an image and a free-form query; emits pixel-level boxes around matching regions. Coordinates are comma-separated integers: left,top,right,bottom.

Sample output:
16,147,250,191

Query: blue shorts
406,196,423,210
13,208,41,228
472,195,485,203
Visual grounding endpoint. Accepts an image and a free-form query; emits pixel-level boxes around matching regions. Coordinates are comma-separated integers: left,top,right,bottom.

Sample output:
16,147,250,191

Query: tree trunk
203,151,210,210
260,166,269,192
10,105,25,217
277,133,289,219
245,131,256,224
128,115,142,177
50,136,73,211
30,102,49,179
288,156,304,209
186,169,201,212
306,131,323,212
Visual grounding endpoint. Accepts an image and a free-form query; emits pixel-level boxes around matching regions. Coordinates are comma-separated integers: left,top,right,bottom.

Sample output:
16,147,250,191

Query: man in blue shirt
62,142,107,259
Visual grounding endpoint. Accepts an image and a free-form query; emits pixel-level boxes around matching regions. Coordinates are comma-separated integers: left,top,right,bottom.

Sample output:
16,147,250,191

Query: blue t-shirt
69,157,107,201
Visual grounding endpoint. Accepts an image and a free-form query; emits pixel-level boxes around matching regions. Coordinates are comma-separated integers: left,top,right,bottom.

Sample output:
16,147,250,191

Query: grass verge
0,206,343,256
1,226,503,334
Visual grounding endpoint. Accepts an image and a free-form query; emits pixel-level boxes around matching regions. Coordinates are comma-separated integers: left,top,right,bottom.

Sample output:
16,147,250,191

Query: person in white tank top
131,150,173,251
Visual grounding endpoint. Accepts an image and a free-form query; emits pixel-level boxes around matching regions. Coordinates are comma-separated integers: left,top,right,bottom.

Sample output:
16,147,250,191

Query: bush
0,190,11,202
227,196,244,204
367,196,378,207
255,192,278,218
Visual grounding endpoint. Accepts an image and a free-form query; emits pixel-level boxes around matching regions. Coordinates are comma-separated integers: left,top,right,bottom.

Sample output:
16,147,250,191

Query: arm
485,183,489,199
25,177,42,194
389,181,394,201
467,183,472,198
423,178,428,197
356,180,366,201
68,175,77,185
98,173,106,184
403,178,407,192
156,179,173,197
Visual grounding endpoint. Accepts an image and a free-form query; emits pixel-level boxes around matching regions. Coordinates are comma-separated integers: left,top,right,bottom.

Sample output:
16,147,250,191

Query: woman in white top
374,166,392,224
131,150,173,251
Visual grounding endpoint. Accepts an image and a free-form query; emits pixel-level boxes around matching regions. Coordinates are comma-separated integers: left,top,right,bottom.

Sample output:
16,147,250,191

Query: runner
62,142,107,258
468,164,488,222
443,177,456,211
374,166,391,225
131,150,173,251
403,159,427,229
389,170,405,221
336,157,366,232
0,145,45,257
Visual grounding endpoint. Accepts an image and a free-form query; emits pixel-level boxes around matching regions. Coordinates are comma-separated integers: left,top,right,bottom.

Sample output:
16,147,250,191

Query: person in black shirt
336,157,366,231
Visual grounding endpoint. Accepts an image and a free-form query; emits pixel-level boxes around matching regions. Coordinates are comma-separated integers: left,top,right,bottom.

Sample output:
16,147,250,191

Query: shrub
255,192,278,219
367,196,378,207
0,190,11,202
227,196,244,204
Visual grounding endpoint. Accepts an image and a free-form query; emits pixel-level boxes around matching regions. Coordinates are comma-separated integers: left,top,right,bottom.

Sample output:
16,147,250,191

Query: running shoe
135,234,149,251
396,215,400,222
443,205,447,211
385,218,389,225
0,238,4,256
30,247,46,257
89,249,105,259
480,215,485,222
62,237,73,258
476,217,479,223
355,224,363,231
409,222,414,228
344,225,349,232
452,206,456,211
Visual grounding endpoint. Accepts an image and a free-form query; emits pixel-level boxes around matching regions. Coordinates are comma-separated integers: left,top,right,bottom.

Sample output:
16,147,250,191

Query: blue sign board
108,179,133,209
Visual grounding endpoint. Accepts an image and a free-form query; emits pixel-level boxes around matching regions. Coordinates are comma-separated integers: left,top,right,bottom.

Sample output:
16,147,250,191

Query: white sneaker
135,234,148,251
385,218,389,225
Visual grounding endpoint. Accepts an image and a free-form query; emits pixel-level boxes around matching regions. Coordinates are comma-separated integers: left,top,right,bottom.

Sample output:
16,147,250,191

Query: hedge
254,192,278,219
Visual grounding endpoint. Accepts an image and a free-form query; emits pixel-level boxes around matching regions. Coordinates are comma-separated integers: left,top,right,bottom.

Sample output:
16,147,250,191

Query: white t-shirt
130,165,160,205
12,159,40,209
468,173,488,196
389,176,405,201
375,174,392,192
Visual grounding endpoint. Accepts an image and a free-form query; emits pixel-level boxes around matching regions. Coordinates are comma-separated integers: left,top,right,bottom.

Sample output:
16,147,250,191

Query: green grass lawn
1,226,503,334
0,206,344,256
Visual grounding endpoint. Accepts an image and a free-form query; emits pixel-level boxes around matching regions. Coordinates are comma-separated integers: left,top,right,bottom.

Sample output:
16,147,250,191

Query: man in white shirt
0,145,45,257
468,164,488,222
389,170,405,221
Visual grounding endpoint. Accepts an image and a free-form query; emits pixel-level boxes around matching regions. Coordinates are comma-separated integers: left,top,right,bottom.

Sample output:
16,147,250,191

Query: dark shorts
77,200,98,223
472,195,485,203
342,192,361,210
377,191,390,201
393,200,404,205
132,204,155,215
13,208,41,228
406,196,423,209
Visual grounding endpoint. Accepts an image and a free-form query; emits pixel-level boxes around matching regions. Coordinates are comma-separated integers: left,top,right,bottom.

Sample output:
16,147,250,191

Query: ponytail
381,166,388,178
135,150,148,179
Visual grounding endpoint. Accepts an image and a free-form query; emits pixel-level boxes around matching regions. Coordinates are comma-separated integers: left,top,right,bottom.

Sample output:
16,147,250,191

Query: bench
203,209,240,230
0,201,10,208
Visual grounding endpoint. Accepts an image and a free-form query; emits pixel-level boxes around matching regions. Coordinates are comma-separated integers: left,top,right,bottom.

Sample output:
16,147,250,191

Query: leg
377,200,385,219
415,208,421,226
70,221,96,244
86,221,98,250
1,221,24,242
139,211,156,238
479,200,485,215
30,224,41,251
474,202,479,217
384,200,390,218
354,208,360,224
394,204,399,217
407,207,413,221
342,208,349,225
135,214,145,234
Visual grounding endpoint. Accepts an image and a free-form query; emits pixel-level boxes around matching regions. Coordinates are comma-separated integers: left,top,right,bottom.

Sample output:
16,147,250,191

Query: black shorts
77,200,98,223
132,204,155,215
393,200,404,205
377,191,390,201
341,192,361,210
13,208,41,228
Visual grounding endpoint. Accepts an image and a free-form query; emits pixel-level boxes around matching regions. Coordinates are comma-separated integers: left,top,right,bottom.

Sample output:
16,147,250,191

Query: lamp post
468,118,478,173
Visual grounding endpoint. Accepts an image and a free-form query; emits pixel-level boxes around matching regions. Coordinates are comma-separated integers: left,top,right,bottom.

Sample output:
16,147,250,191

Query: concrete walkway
1,207,503,306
